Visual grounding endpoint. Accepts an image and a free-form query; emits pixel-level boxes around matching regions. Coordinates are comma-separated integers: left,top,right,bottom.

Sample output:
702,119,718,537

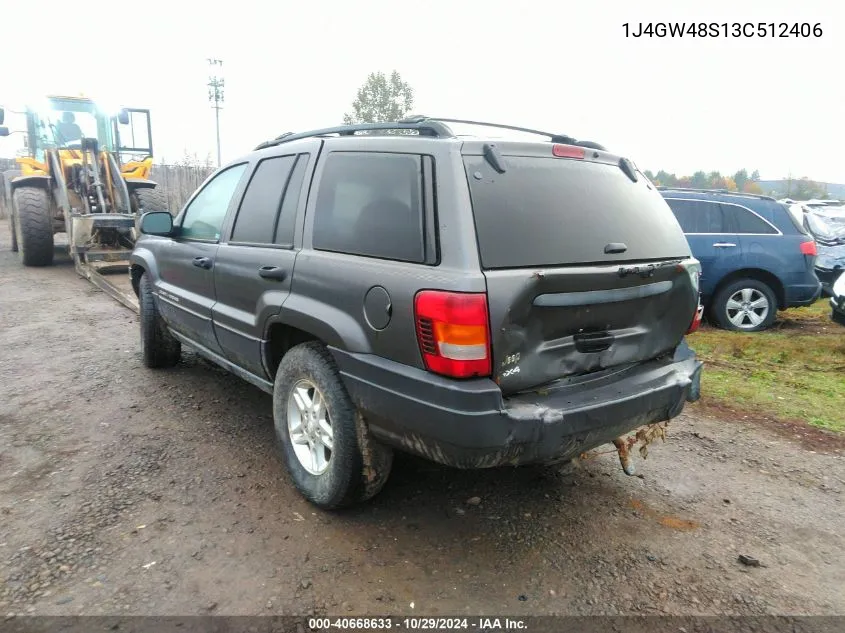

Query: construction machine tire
133,187,169,214
13,186,54,267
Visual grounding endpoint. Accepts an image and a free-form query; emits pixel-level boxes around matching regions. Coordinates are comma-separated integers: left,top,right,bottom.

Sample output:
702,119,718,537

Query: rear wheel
138,272,181,368
272,342,393,509
711,278,778,332
13,186,54,267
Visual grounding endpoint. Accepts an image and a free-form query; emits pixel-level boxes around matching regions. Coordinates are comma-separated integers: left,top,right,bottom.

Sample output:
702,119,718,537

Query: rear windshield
463,155,691,269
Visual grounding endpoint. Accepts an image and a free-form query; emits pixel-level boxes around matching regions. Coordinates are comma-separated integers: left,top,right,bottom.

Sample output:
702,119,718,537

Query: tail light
414,291,491,378
687,304,704,334
800,240,818,256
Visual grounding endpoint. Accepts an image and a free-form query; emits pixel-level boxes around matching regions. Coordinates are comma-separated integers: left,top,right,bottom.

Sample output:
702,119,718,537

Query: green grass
688,300,845,433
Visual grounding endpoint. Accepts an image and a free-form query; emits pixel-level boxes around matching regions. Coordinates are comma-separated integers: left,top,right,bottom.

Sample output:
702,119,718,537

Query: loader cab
24,96,154,167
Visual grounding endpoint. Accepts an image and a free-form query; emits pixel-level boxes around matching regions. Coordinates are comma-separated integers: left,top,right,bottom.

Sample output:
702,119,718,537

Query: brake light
414,291,491,378
800,240,818,256
687,304,704,335
552,144,585,159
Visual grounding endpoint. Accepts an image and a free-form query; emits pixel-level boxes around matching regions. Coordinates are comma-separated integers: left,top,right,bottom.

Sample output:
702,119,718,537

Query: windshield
30,100,108,153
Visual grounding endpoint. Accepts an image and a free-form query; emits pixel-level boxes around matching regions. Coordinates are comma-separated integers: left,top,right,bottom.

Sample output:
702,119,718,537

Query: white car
832,272,845,326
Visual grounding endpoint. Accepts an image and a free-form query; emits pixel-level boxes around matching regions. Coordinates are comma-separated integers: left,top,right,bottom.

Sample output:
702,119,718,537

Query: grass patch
688,300,845,433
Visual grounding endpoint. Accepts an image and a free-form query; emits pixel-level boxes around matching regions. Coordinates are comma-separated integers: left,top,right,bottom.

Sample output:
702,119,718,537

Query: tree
743,181,763,194
690,171,709,189
725,177,737,191
733,169,748,193
751,169,760,181
655,170,677,187
786,177,826,200
342,71,415,126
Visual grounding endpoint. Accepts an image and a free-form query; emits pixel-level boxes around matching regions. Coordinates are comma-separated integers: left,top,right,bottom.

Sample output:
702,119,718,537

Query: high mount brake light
552,144,585,159
414,291,492,379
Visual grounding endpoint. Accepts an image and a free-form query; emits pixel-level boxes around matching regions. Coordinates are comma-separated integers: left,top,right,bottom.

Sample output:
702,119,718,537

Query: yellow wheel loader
0,96,167,311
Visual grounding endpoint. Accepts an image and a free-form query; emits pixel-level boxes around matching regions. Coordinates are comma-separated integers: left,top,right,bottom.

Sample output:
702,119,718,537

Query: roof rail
253,118,455,150
422,117,587,146
656,186,776,201
253,116,602,151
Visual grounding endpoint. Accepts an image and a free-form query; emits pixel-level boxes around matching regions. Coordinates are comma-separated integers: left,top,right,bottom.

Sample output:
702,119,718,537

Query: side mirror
118,109,130,125
0,126,8,137
139,210,173,236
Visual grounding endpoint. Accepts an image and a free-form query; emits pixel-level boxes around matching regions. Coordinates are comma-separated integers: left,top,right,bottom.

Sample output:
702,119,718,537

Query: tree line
642,169,763,194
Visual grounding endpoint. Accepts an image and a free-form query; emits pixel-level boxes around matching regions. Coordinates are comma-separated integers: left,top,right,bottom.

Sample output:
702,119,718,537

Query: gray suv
130,117,704,509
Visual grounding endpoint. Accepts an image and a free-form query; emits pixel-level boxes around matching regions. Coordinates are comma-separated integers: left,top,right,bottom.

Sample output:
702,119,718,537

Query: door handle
193,256,213,269
258,266,287,281
713,243,737,248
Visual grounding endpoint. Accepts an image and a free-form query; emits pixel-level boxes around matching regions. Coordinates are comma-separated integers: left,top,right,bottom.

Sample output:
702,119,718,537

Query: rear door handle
258,266,287,281
713,242,737,248
193,256,213,269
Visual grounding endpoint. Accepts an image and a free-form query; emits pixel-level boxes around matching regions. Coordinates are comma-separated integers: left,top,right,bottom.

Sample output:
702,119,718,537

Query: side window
275,154,310,247
724,205,778,235
665,199,724,233
231,155,296,244
312,152,426,263
180,163,247,240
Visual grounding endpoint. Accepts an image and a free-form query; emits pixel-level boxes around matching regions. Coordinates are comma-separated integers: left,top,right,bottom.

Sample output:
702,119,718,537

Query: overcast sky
1,0,842,182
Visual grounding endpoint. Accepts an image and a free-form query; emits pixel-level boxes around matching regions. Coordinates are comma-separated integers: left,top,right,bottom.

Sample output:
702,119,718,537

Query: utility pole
207,58,225,167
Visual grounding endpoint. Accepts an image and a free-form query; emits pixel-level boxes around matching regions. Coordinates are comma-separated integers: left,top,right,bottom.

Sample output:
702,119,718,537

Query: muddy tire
13,186,54,267
711,278,778,332
273,342,393,509
133,187,169,214
138,272,181,368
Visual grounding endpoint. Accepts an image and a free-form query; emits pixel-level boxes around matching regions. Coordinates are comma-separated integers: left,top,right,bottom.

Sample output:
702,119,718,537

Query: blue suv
659,189,821,331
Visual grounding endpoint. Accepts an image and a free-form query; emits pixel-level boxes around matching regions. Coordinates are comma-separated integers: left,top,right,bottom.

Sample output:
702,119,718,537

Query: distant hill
756,180,845,199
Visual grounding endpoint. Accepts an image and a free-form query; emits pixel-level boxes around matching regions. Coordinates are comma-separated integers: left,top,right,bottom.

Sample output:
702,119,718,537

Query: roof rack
253,116,602,151
656,186,776,201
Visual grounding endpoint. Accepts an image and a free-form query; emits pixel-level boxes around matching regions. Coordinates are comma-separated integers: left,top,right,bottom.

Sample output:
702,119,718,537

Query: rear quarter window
312,151,435,264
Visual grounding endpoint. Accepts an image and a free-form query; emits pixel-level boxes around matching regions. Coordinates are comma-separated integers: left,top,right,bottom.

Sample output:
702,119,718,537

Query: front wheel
711,279,778,332
13,186,54,266
138,272,181,368
273,342,393,509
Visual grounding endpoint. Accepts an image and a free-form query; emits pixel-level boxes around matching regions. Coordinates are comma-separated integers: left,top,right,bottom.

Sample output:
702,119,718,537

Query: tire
711,278,778,332
9,208,18,252
273,342,393,509
133,186,169,214
138,272,181,368
13,186,54,267
2,170,21,252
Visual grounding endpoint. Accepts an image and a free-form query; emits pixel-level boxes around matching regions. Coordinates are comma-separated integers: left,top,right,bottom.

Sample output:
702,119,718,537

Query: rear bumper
784,279,822,307
331,343,703,469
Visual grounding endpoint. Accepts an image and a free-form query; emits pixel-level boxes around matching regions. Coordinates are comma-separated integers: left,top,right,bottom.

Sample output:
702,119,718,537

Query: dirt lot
1,224,844,618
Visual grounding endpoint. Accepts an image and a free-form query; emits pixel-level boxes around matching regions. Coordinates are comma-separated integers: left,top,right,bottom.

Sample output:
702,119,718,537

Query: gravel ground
1,224,843,618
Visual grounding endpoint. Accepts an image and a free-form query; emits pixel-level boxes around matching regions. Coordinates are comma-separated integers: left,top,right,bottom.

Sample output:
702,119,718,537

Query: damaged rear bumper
331,342,702,469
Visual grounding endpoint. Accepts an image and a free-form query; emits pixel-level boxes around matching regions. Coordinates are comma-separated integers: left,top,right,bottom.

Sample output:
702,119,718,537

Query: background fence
0,158,214,218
